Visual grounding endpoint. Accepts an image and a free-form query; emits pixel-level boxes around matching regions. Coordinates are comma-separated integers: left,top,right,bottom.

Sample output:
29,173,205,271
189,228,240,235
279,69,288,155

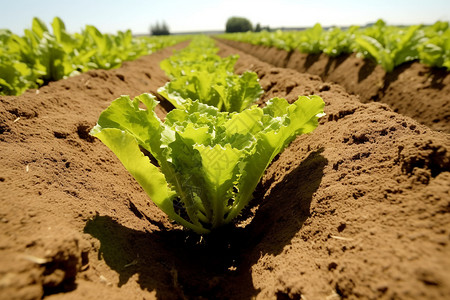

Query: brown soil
219,39,450,134
1,39,449,300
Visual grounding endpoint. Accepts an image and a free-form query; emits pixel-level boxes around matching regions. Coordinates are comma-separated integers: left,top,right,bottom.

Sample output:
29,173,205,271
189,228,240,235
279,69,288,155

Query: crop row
220,19,450,72
158,36,264,112
0,17,188,96
90,36,325,234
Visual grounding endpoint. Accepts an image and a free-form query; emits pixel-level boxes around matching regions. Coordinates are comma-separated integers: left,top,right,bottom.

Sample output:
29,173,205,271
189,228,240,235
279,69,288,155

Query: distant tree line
149,17,271,36
254,23,271,32
225,17,271,33
150,21,170,36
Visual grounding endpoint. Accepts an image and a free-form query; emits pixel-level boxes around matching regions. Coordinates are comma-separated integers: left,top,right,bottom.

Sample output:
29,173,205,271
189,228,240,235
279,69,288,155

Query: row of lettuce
90,36,325,234
220,19,450,72
0,17,189,96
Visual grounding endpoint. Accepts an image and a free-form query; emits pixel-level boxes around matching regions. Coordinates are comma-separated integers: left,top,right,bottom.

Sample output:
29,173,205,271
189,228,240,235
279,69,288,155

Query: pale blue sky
1,0,450,35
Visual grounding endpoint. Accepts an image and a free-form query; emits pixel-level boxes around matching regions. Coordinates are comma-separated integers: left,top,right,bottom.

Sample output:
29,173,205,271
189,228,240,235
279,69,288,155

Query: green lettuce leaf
91,93,324,234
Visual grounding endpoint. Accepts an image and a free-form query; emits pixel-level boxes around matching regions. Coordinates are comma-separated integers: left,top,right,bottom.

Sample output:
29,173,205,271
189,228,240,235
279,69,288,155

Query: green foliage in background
354,20,426,72
226,17,253,33
419,21,450,69
0,17,187,95
221,19,450,72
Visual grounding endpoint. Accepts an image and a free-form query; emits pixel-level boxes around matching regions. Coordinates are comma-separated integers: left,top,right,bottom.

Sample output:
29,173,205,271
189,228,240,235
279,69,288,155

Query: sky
1,0,450,35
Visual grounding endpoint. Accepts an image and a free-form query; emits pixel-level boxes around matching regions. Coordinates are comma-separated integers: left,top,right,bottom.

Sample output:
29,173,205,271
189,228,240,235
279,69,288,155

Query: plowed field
1,39,449,300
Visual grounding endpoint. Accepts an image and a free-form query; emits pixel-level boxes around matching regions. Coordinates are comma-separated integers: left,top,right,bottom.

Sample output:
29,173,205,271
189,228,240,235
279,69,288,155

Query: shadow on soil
381,62,412,94
323,54,351,79
358,59,377,83
425,67,449,90
84,150,327,299
304,53,321,69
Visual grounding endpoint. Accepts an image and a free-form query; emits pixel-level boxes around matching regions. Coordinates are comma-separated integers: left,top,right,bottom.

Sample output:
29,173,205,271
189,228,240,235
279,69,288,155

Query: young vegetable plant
158,70,263,113
355,24,425,72
158,36,263,112
90,93,325,234
159,36,238,79
419,25,450,69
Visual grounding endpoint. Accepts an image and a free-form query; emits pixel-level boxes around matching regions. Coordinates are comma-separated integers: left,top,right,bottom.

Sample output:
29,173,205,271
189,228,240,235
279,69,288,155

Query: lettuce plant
158,36,263,112
90,93,324,234
158,70,263,113
297,23,324,54
159,36,238,79
419,27,450,69
355,24,425,72
320,26,359,57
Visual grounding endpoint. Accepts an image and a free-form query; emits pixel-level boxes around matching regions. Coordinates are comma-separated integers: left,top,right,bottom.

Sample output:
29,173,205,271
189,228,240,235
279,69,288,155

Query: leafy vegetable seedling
90,93,324,234
158,70,263,113
157,36,263,112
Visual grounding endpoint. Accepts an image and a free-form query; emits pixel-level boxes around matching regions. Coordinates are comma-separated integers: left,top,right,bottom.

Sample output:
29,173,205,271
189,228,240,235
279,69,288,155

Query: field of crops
0,17,188,96
220,20,450,133
1,19,449,300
